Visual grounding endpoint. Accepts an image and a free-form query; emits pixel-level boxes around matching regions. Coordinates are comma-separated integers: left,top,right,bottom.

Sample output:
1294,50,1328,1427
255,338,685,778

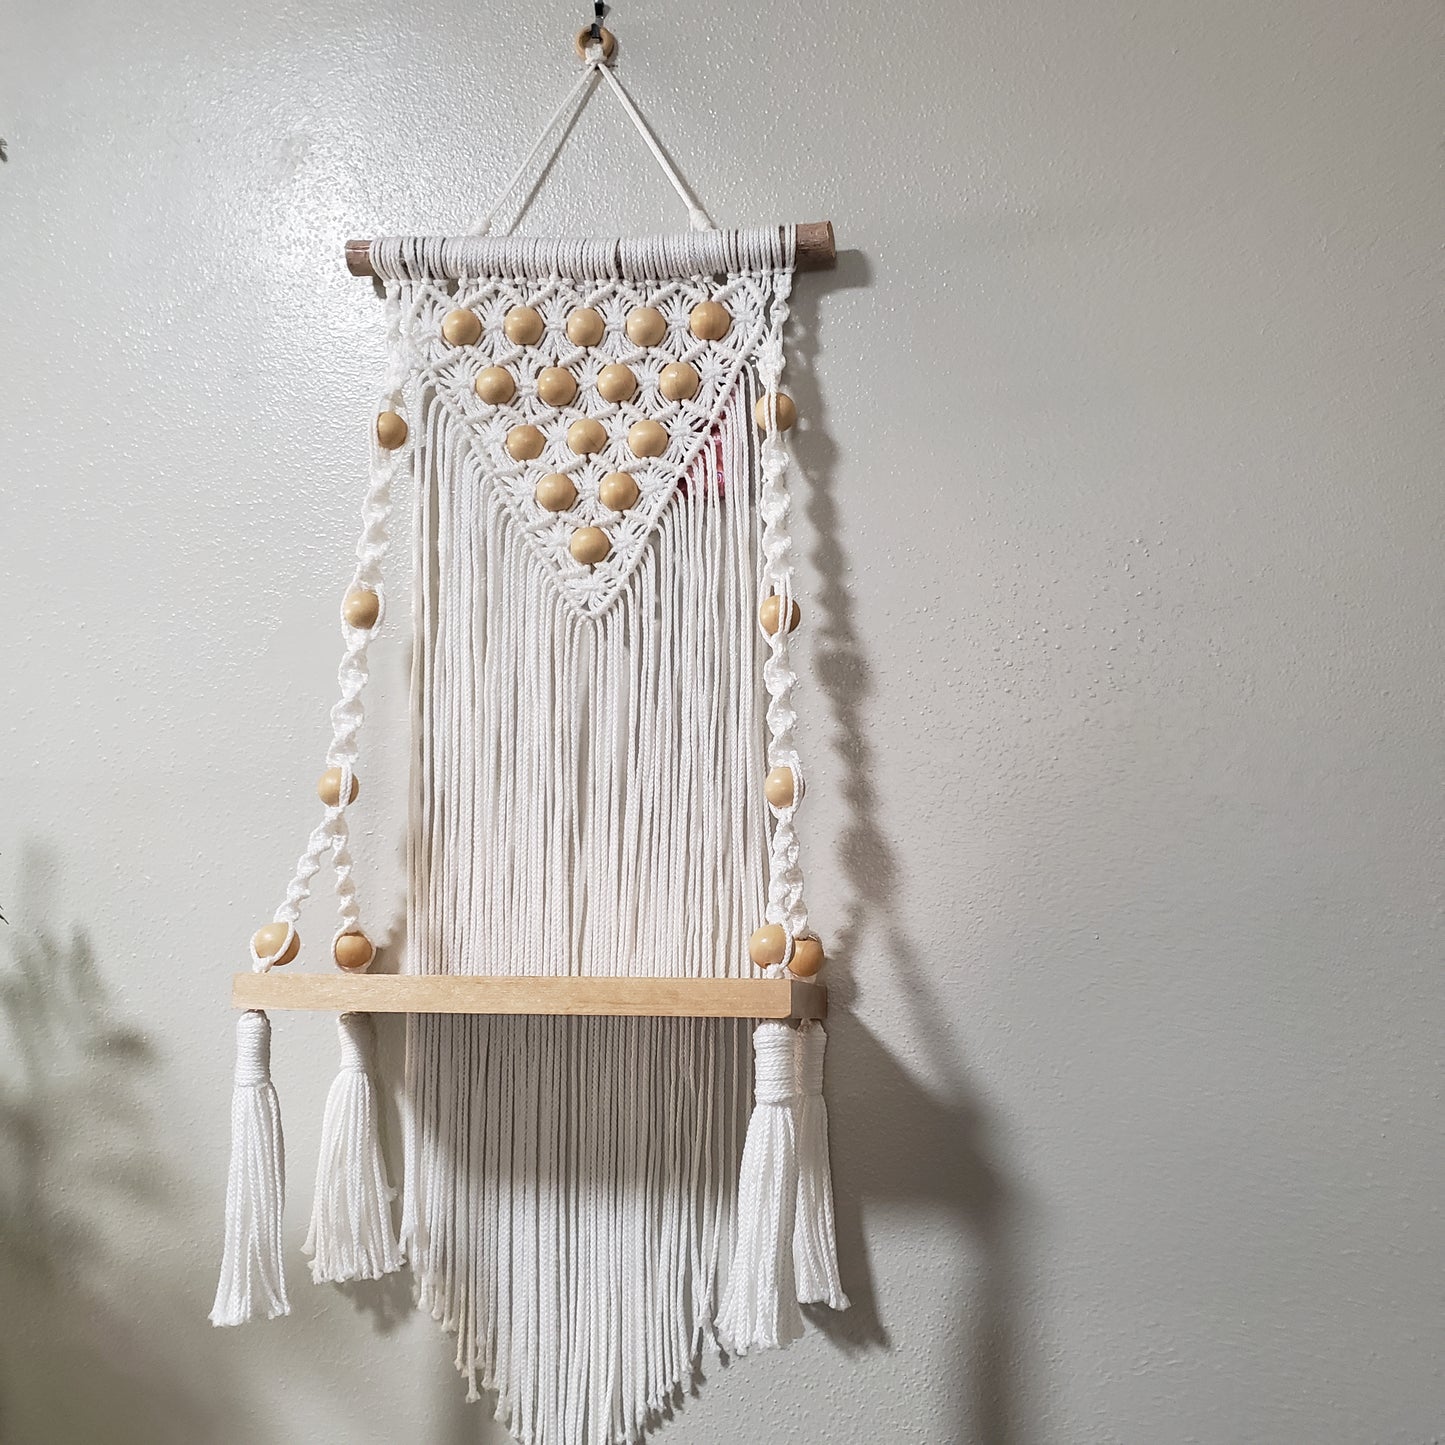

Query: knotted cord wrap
304,1012,403,1283
717,1020,803,1354
792,1022,848,1309
210,1010,289,1326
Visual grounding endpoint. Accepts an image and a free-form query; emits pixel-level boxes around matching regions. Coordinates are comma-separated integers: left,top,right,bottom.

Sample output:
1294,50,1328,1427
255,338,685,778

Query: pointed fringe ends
792,1022,849,1310
717,1020,802,1355
210,1010,290,1326
304,1012,402,1284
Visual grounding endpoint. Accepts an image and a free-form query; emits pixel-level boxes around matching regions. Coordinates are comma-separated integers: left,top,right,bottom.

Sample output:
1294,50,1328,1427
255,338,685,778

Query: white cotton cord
591,61,714,231
210,1010,289,1326
716,1020,802,1354
466,64,599,237
791,1022,848,1310
304,1012,403,1283
464,45,713,239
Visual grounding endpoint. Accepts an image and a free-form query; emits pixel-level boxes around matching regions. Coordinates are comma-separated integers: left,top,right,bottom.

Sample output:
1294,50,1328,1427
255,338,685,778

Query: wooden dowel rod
343,220,836,278
231,972,827,1020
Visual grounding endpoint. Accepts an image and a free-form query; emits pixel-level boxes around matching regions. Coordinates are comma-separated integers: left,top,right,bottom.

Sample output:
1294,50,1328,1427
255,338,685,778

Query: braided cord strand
252,282,409,971
756,234,808,966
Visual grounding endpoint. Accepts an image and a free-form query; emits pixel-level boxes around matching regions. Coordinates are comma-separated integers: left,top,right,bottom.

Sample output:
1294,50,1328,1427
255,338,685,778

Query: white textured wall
2,2,1442,1441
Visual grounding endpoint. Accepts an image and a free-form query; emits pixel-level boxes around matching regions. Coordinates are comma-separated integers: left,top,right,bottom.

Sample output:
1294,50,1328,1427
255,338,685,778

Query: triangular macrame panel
378,229,797,1443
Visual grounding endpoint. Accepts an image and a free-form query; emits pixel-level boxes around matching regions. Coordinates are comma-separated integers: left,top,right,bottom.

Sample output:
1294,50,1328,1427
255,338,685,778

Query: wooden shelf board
231,972,826,1020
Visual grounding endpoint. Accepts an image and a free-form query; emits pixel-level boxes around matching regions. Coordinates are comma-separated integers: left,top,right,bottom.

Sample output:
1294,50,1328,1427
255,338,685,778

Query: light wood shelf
231,972,826,1020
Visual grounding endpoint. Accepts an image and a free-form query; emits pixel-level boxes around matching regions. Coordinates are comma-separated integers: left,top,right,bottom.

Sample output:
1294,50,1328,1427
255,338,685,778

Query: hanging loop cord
465,36,714,237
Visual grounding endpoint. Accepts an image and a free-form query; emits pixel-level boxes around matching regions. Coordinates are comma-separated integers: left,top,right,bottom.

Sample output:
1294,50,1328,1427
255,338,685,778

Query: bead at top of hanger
574,26,617,63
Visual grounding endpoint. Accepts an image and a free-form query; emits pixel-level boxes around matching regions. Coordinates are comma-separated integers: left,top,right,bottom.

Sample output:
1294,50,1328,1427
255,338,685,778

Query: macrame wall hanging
212,16,847,1443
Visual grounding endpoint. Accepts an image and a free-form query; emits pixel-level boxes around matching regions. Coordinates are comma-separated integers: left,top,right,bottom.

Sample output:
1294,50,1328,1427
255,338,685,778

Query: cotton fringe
716,1019,802,1354
792,1022,848,1309
304,1012,403,1283
211,1010,289,1326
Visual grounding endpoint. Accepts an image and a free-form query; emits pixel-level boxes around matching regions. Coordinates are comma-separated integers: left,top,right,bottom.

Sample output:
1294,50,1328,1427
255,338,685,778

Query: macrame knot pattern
233,1008,273,1087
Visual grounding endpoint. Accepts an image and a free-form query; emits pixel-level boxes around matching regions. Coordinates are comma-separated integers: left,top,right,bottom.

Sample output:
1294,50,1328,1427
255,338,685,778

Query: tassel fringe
210,1010,289,1326
717,1020,801,1354
792,1022,849,1309
304,1012,402,1283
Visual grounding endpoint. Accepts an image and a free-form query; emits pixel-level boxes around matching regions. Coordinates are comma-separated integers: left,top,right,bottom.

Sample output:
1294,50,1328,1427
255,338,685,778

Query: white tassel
792,1022,849,1310
304,1012,402,1283
717,1020,802,1354
210,1010,290,1326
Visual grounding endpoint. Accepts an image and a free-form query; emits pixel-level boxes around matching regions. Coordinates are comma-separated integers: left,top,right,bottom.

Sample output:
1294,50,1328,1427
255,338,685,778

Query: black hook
589,1,605,43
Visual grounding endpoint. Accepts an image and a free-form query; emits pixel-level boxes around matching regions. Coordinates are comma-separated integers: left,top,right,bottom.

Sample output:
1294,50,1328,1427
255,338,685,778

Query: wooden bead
754,393,798,432
574,24,616,59
317,766,359,806
625,306,667,347
627,419,668,458
252,922,300,967
376,411,408,449
689,300,731,341
567,418,608,455
789,936,825,978
506,424,547,461
504,306,546,346
659,362,700,401
599,471,639,511
596,363,637,403
749,924,787,969
474,366,515,404
764,766,796,809
570,526,610,565
343,588,381,630
759,594,801,635
536,367,578,407
566,307,606,347
535,473,577,512
333,931,375,971
442,308,482,346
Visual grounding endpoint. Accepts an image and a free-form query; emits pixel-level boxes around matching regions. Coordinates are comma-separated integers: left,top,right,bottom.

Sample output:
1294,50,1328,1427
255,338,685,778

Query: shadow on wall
788,254,1031,1445
0,849,245,1443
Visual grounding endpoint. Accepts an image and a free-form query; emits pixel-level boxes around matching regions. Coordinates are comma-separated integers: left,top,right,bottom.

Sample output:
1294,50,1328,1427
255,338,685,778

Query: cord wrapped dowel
342,221,836,278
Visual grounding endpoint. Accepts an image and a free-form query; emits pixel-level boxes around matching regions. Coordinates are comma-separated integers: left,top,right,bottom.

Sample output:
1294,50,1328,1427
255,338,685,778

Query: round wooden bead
318,767,360,806
252,922,299,967
789,936,825,978
749,924,787,969
764,766,796,809
334,931,375,971
759,594,801,635
574,24,616,60
566,307,606,347
343,588,381,630
376,411,408,449
599,471,639,510
627,420,668,458
474,366,515,404
754,393,798,432
570,526,610,565
504,306,546,346
659,362,700,401
535,473,577,512
689,300,731,340
625,307,667,347
506,424,547,461
536,367,578,407
596,363,637,403
567,418,608,455
442,309,482,346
